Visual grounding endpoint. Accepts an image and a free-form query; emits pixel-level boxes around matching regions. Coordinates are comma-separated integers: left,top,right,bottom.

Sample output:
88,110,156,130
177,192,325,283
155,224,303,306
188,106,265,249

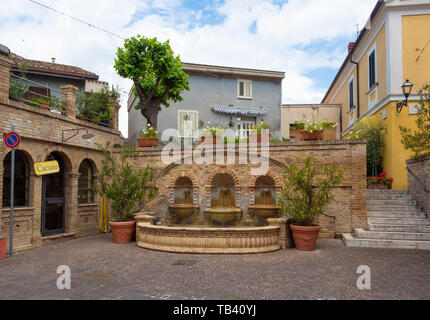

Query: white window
237,119,256,140
178,110,198,138
367,43,378,109
238,80,252,99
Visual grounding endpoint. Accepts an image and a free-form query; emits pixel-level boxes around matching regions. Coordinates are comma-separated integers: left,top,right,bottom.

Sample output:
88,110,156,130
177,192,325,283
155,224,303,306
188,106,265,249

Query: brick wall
128,140,368,238
0,53,121,253
407,155,430,216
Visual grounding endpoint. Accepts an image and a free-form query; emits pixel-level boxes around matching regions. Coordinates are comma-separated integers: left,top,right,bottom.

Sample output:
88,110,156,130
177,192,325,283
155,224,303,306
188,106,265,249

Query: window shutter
239,81,244,97
349,80,354,110
245,81,251,97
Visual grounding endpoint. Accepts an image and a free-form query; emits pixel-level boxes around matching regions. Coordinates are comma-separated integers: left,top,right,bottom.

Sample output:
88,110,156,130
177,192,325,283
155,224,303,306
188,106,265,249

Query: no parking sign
4,131,20,149
4,128,20,257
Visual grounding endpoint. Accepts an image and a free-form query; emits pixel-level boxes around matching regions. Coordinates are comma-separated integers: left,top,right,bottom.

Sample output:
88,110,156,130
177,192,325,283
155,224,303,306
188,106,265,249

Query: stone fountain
168,177,199,225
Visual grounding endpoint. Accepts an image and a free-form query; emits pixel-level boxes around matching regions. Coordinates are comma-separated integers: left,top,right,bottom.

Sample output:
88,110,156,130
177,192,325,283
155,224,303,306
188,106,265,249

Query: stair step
367,206,421,212
367,200,418,206
368,224,430,233
367,212,426,219
343,234,430,250
354,229,430,241
368,218,430,225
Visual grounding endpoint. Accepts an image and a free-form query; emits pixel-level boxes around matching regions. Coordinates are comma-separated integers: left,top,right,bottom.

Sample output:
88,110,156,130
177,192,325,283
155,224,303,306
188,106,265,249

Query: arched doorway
41,152,66,236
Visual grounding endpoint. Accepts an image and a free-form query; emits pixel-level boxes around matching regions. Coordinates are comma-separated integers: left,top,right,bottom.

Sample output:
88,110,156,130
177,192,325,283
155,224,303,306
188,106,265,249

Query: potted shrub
292,118,337,141
9,79,29,102
277,157,347,251
77,86,120,125
367,172,393,190
94,143,157,244
137,124,158,147
250,122,270,143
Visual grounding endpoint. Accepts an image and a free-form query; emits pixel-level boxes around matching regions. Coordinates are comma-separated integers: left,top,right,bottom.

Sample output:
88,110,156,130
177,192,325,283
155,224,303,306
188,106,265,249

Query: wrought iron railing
9,73,64,114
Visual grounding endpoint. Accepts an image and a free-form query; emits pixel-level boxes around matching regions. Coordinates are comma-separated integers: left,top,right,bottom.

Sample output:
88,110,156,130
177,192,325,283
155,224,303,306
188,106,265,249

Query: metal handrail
10,73,63,94
407,166,429,193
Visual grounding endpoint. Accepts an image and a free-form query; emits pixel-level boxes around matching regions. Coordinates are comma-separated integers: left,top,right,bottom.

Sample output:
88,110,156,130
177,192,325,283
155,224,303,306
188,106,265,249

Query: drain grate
172,260,198,266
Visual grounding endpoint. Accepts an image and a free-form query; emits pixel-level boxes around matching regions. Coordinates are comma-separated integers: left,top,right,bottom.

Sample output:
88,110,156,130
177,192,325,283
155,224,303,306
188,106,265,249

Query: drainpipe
350,56,360,119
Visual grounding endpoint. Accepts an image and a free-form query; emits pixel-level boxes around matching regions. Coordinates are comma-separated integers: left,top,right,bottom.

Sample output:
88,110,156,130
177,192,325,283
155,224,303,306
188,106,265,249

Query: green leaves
400,84,430,159
94,143,157,222
114,35,190,129
277,157,347,226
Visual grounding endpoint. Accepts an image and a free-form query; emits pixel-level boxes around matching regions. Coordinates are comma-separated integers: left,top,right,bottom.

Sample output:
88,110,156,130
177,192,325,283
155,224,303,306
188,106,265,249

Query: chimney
348,42,355,53
51,57,56,63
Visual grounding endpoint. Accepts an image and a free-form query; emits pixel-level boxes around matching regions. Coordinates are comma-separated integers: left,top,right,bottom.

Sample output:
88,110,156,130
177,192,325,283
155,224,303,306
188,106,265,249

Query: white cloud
0,0,378,137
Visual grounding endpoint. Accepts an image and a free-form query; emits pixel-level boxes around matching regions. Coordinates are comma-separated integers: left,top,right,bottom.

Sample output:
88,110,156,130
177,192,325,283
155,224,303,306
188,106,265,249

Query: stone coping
137,223,279,232
406,154,430,165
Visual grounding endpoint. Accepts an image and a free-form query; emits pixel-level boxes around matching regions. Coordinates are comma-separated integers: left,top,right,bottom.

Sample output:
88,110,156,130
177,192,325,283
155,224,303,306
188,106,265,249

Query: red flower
380,172,388,177
377,177,381,181
389,178,394,182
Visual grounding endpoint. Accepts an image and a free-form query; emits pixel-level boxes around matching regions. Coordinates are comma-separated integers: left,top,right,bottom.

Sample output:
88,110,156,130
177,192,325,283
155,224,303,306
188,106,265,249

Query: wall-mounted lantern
396,79,413,115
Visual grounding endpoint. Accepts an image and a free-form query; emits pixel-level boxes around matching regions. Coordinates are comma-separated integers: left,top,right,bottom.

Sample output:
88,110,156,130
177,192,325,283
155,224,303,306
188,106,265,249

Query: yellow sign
34,161,60,176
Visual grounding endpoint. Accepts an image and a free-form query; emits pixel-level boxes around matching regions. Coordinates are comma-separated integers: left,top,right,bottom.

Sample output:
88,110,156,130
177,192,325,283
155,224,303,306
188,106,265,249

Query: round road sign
4,132,20,149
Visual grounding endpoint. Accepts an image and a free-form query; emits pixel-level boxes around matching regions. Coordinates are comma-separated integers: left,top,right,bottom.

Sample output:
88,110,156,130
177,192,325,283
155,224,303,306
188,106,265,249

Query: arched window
2,151,30,207
78,159,94,204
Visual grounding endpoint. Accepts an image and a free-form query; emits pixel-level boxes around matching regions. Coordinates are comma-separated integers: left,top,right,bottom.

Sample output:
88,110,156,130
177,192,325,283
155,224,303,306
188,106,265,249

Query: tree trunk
140,103,159,131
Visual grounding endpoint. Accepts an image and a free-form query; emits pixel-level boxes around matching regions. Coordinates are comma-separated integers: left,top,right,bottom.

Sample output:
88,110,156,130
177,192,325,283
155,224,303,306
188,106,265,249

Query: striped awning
212,105,267,117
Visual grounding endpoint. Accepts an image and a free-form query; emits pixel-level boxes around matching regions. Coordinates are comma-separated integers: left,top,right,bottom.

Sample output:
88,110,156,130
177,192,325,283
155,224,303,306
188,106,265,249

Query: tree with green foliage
400,84,430,159
114,35,189,130
348,117,386,177
277,157,347,226
94,142,157,222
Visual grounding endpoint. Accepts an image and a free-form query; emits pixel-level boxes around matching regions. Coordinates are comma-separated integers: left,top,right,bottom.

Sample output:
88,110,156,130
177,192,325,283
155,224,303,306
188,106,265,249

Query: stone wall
407,155,430,215
128,140,367,238
0,53,120,253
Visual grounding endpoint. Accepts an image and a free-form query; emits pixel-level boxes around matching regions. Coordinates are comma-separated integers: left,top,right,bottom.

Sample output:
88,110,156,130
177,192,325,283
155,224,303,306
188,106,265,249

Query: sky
1,0,378,137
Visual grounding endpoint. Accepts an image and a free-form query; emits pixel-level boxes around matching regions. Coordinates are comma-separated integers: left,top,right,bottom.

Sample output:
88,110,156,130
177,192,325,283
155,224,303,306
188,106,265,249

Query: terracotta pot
109,221,136,244
200,136,216,145
295,130,323,141
137,137,158,147
0,237,6,260
249,133,270,143
290,224,321,251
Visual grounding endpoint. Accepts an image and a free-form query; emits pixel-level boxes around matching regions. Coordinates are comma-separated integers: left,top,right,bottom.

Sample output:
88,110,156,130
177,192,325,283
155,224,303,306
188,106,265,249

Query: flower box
367,182,391,190
137,137,158,147
295,130,323,141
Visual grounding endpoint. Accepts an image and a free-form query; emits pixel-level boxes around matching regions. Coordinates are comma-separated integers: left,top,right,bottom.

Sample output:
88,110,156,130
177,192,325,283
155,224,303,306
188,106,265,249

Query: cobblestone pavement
0,234,429,300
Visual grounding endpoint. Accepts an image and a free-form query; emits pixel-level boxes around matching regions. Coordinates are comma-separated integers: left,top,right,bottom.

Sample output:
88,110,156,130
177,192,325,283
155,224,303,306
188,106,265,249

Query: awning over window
212,105,267,117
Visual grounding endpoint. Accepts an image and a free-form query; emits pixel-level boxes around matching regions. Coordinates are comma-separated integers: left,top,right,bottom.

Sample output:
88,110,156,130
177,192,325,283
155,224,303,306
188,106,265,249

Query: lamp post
396,79,413,115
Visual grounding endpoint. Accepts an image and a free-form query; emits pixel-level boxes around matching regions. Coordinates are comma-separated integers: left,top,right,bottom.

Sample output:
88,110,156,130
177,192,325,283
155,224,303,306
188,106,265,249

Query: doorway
41,152,65,236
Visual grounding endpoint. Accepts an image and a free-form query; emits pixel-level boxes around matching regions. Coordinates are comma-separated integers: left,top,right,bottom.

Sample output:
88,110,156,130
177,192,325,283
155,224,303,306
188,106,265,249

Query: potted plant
201,122,224,145
77,86,120,125
367,172,393,189
250,122,270,143
292,118,338,141
94,143,157,244
25,97,50,110
277,157,347,251
137,124,158,147
9,79,29,102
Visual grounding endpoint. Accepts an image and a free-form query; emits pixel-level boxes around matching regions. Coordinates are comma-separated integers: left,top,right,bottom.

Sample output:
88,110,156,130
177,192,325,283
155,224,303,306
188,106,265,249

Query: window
349,78,355,110
78,159,94,204
368,50,376,88
238,80,252,99
2,151,30,207
178,110,198,138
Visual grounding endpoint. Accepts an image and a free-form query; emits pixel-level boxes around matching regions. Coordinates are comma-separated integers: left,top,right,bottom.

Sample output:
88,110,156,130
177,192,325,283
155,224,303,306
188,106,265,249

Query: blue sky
0,0,378,136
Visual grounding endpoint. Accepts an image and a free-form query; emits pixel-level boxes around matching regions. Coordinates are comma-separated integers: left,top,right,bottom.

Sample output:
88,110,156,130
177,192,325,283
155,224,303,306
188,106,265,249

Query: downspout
350,56,360,119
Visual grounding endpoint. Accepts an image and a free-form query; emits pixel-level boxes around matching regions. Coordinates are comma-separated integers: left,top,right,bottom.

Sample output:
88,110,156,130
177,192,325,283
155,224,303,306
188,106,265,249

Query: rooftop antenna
356,24,360,38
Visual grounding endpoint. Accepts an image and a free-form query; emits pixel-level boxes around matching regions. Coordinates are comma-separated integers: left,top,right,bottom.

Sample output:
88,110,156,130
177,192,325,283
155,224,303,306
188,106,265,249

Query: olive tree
114,35,189,130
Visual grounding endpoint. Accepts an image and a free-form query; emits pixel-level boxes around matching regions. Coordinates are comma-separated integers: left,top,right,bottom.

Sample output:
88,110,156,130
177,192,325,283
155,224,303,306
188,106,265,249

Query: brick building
0,47,120,253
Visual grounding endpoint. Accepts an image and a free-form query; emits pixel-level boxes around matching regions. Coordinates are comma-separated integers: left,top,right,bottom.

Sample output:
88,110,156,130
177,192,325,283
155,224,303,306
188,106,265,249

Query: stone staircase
343,189,430,250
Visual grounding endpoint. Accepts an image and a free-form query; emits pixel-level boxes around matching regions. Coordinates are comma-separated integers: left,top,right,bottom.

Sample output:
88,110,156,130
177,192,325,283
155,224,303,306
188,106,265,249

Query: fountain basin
137,223,281,254
168,204,199,216
205,208,243,226
248,205,280,219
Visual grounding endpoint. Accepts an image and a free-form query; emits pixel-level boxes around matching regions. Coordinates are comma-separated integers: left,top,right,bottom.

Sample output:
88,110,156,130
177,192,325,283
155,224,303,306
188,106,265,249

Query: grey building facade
127,63,285,145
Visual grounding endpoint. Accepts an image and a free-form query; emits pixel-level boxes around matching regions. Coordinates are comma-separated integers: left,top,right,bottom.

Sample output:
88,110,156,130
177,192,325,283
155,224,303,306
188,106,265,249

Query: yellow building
322,0,430,190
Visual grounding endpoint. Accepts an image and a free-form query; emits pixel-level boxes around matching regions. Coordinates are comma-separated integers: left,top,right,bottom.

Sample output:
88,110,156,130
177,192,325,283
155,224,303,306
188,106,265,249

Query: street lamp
62,129,95,142
396,79,413,115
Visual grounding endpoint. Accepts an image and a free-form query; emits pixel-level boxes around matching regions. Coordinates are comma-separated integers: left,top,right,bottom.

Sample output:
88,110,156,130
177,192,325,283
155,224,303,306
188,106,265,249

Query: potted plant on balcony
250,122,269,143
292,118,324,141
95,143,157,244
137,124,158,147
277,157,346,251
367,172,393,190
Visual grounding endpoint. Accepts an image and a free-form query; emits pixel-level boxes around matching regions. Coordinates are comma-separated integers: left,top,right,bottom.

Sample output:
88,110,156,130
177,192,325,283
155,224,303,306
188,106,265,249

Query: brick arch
249,170,282,190
169,171,199,188
206,168,241,187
